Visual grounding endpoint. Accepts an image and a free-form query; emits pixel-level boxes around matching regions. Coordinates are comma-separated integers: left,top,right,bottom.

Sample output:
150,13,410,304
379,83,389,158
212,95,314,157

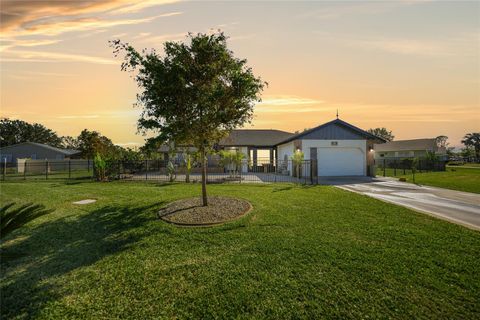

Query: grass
376,167,480,194
1,181,479,319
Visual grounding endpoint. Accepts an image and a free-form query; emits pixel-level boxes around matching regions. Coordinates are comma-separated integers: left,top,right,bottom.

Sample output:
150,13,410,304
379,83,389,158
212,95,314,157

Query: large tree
462,133,480,160
76,129,116,159
367,127,394,141
0,118,62,147
111,32,265,205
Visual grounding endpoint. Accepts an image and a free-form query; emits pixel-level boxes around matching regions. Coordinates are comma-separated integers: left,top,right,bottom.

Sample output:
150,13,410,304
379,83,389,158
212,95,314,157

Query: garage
275,118,383,177
318,147,365,176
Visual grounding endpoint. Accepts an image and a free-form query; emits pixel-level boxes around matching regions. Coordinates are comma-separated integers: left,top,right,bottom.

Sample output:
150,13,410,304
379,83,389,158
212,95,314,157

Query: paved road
325,177,480,231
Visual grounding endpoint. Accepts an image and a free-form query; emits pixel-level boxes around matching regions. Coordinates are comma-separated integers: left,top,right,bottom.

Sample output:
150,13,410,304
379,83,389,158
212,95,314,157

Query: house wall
374,150,429,159
277,141,295,161
0,144,66,162
276,141,295,175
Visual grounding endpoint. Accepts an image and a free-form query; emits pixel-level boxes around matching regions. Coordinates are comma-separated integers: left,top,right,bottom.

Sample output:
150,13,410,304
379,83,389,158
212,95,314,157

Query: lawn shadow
0,201,165,319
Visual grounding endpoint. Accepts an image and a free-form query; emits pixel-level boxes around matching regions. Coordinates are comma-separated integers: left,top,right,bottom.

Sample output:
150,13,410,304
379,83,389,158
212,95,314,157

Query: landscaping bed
158,196,251,225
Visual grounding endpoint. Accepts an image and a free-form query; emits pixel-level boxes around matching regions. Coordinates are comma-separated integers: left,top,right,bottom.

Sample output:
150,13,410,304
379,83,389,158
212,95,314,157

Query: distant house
0,142,81,163
373,138,447,160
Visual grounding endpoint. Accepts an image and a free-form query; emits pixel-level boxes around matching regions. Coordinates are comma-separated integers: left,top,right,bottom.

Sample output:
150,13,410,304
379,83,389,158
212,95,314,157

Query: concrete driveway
324,177,480,231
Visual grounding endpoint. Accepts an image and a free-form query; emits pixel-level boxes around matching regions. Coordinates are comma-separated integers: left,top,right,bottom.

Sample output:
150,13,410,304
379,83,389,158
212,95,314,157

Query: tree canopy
462,133,480,160
367,127,394,141
0,118,63,147
112,31,266,205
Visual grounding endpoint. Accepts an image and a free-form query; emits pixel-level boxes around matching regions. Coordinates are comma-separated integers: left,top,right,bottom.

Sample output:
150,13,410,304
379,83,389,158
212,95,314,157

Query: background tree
76,129,116,159
112,31,265,205
367,127,394,141
0,118,62,147
435,135,449,148
61,136,80,149
462,133,480,160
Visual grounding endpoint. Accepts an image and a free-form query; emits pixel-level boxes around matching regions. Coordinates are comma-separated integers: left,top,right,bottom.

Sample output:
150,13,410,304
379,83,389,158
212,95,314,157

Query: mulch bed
158,196,252,226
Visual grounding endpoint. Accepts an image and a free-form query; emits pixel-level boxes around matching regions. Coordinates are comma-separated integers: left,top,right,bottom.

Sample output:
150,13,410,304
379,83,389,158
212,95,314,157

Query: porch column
252,148,258,167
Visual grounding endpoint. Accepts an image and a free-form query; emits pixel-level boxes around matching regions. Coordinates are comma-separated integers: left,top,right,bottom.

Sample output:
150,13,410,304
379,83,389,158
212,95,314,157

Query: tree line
0,118,155,160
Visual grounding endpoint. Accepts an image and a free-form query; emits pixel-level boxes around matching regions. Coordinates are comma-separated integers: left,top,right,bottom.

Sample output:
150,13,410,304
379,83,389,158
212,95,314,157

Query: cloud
136,32,187,44
315,31,479,57
350,38,455,56
57,115,100,119
8,13,178,37
111,0,180,14
2,50,117,64
298,1,430,20
258,96,324,106
0,38,61,52
0,0,181,33
255,96,326,114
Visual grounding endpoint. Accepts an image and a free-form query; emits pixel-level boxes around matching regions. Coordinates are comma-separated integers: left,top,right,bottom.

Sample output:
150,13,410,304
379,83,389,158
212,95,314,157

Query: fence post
383,159,386,177
394,160,397,176
45,160,49,180
145,160,148,180
68,159,71,179
24,160,27,180
87,159,90,172
3,158,6,181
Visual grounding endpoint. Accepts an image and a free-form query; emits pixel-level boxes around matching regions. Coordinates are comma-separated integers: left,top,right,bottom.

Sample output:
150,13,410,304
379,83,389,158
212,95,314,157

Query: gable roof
219,129,294,147
374,138,438,152
275,118,383,145
0,142,80,156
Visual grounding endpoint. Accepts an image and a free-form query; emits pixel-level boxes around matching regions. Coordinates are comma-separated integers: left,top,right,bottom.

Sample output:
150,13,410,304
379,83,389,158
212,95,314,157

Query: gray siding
301,123,365,140
1,144,66,162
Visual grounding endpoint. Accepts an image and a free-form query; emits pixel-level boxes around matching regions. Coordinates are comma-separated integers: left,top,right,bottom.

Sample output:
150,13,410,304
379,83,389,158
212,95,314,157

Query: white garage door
318,148,365,176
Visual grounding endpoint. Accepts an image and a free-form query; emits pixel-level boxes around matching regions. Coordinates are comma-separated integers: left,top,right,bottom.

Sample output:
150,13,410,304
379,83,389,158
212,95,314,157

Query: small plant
411,157,418,183
219,151,245,178
291,150,304,178
1,202,54,240
167,160,176,182
94,153,107,181
184,152,198,183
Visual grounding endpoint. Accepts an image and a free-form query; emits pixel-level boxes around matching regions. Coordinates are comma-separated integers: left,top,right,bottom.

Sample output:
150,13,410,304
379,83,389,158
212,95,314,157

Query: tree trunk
201,148,208,206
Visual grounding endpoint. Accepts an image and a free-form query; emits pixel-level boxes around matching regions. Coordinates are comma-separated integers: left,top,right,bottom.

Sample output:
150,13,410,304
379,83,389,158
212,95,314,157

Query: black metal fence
1,158,319,184
115,158,318,184
1,159,93,181
375,157,446,177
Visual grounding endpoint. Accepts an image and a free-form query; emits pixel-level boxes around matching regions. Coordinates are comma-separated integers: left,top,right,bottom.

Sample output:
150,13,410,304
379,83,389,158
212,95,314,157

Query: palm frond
0,202,54,240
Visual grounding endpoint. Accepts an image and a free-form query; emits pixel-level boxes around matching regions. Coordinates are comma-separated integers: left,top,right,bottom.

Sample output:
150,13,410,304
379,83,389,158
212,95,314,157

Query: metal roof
219,129,294,147
0,142,81,156
374,139,439,152
275,118,383,145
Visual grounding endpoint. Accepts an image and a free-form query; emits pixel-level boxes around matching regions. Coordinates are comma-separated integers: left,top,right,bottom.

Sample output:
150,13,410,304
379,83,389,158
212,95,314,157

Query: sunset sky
1,0,479,148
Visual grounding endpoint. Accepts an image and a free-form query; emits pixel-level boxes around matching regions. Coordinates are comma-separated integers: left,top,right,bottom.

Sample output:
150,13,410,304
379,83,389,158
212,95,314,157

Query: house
373,139,447,160
274,118,383,176
157,118,383,177
0,142,81,163
219,129,294,163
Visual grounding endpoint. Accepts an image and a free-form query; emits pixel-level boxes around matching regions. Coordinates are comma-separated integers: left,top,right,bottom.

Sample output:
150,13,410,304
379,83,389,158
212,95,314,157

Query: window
331,141,338,146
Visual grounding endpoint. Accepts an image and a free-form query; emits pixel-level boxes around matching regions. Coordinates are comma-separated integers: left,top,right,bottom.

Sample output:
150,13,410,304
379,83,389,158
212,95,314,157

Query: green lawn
1,181,479,319
376,167,480,194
